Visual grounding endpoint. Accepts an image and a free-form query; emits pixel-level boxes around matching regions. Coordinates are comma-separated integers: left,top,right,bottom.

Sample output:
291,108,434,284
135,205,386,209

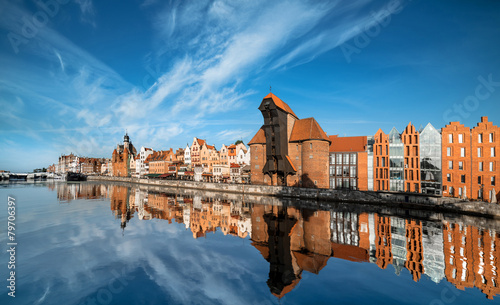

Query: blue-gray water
0,181,498,305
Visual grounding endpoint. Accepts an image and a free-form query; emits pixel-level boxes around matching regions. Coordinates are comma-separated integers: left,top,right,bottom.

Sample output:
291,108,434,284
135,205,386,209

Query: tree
235,140,244,145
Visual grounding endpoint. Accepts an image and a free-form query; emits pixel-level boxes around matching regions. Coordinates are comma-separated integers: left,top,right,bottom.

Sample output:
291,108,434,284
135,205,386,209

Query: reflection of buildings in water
110,185,134,230
422,221,445,284
443,222,500,300
374,215,393,270
105,185,500,300
56,183,109,202
391,217,407,276
405,219,424,282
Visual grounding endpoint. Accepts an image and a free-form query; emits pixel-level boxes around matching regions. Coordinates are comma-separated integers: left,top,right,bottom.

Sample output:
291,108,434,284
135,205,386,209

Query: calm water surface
0,181,499,305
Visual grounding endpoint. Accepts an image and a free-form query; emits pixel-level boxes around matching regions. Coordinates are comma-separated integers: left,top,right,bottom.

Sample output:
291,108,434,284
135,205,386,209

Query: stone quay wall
87,176,500,218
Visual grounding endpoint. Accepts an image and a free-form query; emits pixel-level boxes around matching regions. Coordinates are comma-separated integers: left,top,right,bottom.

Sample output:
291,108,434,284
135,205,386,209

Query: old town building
112,133,137,177
190,137,206,167
136,147,153,177
248,93,331,188
184,144,191,168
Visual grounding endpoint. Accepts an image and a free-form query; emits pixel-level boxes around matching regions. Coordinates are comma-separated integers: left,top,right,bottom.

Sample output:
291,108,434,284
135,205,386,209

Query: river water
0,181,499,305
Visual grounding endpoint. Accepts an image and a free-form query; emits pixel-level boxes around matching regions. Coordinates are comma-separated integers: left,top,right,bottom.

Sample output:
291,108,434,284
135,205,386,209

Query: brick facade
442,117,499,202
471,117,499,202
402,123,420,192
249,93,330,188
373,129,389,191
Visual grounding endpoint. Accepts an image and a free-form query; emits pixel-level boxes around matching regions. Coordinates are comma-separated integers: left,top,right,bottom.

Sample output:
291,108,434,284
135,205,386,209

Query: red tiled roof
263,93,298,119
196,138,206,146
227,144,236,149
289,118,330,142
329,135,367,152
230,163,240,168
248,127,266,145
206,144,215,150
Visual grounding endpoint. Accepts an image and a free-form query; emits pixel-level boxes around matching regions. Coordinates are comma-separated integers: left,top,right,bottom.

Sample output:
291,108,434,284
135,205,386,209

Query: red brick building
402,123,420,192
442,117,499,202
471,117,499,202
249,93,330,188
373,129,390,191
112,133,137,177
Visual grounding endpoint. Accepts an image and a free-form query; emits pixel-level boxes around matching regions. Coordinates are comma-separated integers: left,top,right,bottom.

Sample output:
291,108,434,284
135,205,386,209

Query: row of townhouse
110,132,251,183
328,117,499,202
48,153,111,175
248,93,499,203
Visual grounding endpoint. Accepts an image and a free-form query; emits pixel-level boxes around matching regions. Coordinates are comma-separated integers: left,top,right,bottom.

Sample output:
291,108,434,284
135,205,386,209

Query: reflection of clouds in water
13,194,271,305
33,284,50,305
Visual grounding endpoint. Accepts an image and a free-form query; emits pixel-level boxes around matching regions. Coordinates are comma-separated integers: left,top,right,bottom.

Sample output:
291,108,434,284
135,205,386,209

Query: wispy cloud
0,0,402,170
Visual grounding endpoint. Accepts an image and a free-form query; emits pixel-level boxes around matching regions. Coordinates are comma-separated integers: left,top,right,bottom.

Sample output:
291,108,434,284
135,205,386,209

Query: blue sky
1,0,500,172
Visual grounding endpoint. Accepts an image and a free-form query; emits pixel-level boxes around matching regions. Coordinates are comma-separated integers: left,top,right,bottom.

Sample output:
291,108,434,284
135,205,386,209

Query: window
447,174,451,182
490,133,494,143
449,134,453,143
478,134,483,143
336,166,342,176
343,154,349,164
478,148,482,158
458,134,463,143
492,176,496,186
479,162,483,171
336,154,342,164
490,162,494,172
478,176,482,184
350,154,357,164
449,161,453,169
461,175,466,183
310,143,312,149
459,162,463,170
492,147,496,157
447,147,451,157
460,148,465,157
350,166,356,177
343,166,350,177
459,187,463,196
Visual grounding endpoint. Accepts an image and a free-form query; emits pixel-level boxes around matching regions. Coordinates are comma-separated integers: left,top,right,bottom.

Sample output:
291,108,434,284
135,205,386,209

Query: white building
184,144,191,168
136,147,153,177
237,146,250,165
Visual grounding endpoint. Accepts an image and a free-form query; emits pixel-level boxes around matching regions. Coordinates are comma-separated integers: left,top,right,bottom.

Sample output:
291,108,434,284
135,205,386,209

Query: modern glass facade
367,136,374,191
388,127,404,192
420,123,442,195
